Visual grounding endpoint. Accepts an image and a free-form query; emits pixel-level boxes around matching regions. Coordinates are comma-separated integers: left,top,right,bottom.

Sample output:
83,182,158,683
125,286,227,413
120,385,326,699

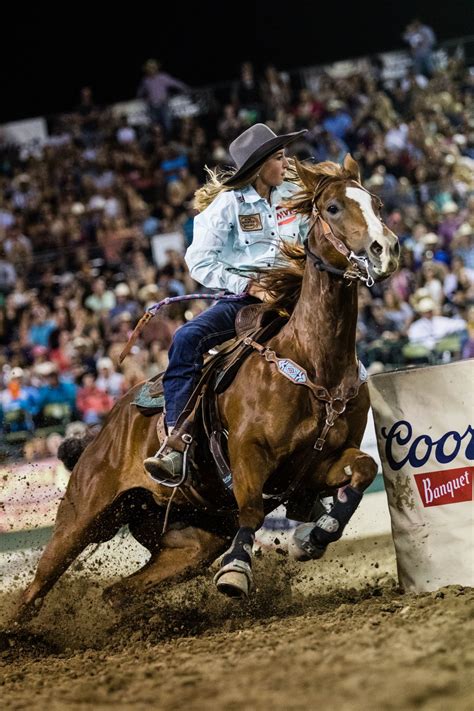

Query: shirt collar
238,184,286,205
272,183,288,202
238,185,264,204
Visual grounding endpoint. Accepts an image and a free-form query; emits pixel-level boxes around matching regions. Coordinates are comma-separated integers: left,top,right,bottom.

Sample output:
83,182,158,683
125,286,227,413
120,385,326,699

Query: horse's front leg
214,446,268,599
290,447,377,561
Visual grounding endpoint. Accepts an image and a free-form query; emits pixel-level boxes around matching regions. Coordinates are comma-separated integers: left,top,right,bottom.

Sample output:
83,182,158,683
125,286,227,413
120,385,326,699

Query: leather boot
144,447,184,485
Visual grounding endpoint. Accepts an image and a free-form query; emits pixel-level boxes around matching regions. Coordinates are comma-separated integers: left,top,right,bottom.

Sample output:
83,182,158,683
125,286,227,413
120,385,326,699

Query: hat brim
222,130,307,187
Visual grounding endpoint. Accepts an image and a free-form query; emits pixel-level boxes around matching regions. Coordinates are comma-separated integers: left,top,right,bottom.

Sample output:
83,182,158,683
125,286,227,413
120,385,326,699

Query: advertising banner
369,359,474,592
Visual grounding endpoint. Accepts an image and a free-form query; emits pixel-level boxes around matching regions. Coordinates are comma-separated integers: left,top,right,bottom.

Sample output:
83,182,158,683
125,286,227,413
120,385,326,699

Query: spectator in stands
322,99,352,143
84,277,116,314
109,283,140,325
261,65,292,118
382,288,413,332
452,223,474,269
158,262,186,297
137,58,189,136
74,86,101,147
419,260,445,307
95,357,125,400
36,362,77,429
160,147,189,184
27,306,57,349
218,104,243,144
293,89,324,129
116,114,137,146
233,61,264,124
403,19,436,77
3,223,33,277
407,297,467,351
0,194,14,231
359,299,405,366
438,201,463,247
76,371,114,425
49,328,74,374
0,367,38,434
0,245,16,295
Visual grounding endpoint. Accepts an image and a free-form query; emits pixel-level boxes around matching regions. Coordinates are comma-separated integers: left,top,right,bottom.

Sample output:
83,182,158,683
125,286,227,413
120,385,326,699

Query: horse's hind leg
290,447,378,560
103,526,227,607
14,483,120,623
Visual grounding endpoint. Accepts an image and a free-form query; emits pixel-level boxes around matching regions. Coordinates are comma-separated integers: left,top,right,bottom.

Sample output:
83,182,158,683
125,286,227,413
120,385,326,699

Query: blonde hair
193,166,259,212
193,157,301,213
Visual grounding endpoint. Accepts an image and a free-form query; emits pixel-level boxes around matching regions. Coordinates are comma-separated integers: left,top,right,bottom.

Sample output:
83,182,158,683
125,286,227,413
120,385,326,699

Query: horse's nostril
393,241,400,257
370,241,383,257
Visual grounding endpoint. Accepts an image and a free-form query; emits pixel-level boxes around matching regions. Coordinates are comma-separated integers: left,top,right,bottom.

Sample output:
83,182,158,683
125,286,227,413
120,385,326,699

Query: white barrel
368,359,474,592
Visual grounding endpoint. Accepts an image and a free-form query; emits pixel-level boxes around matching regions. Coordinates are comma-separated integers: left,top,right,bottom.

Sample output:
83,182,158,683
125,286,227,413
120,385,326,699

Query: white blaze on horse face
345,186,391,273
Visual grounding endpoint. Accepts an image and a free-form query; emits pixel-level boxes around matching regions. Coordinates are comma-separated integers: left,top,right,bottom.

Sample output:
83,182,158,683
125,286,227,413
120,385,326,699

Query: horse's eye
327,205,339,215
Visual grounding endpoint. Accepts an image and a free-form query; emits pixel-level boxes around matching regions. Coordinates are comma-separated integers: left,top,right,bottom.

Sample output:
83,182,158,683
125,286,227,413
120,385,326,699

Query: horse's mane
286,159,352,217
257,159,352,313
256,241,307,314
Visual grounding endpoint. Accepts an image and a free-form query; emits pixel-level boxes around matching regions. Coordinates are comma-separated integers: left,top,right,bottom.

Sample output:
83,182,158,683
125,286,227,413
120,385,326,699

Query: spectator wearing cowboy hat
36,362,77,429
407,297,467,351
95,357,125,400
144,122,310,484
109,283,140,324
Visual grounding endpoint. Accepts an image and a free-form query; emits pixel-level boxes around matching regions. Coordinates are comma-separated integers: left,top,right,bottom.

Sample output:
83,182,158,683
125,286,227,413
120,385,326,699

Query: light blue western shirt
185,181,309,294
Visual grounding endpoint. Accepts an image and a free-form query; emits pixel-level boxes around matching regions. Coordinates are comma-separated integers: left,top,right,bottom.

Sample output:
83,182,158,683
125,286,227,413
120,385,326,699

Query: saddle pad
131,380,165,412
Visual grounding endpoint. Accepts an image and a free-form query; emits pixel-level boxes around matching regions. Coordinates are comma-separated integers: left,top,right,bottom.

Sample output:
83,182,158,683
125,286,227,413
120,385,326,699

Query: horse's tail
57,430,97,471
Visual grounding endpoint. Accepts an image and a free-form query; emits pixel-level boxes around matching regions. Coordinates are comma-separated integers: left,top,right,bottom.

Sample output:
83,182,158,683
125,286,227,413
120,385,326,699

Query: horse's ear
294,157,317,190
343,154,360,182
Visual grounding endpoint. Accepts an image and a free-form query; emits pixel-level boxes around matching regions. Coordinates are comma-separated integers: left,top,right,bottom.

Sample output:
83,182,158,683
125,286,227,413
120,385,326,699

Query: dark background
2,0,473,122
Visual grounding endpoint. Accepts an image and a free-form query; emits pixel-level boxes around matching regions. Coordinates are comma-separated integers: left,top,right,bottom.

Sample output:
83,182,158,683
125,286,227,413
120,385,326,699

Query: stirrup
144,434,192,488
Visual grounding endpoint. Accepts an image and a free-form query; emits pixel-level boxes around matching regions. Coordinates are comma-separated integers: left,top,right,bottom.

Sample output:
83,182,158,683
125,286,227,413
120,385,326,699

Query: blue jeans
163,296,257,426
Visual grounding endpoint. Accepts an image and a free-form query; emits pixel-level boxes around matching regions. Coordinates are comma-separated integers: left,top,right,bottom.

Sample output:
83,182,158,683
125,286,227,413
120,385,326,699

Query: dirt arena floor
0,533,473,711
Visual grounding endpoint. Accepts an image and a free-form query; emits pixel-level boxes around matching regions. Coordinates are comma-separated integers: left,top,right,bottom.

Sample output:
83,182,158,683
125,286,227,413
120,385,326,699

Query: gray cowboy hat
223,123,307,186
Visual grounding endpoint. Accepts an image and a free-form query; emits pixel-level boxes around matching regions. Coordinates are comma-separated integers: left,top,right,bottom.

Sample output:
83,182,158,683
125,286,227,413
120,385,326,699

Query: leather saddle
145,303,286,400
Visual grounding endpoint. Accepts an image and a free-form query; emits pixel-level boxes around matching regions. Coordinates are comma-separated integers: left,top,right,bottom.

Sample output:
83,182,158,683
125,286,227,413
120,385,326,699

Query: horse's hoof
288,523,327,561
12,599,41,626
214,559,253,599
215,570,250,598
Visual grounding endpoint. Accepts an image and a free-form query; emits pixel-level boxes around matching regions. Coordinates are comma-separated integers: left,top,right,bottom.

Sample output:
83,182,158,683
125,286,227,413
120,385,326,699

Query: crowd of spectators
0,30,473,458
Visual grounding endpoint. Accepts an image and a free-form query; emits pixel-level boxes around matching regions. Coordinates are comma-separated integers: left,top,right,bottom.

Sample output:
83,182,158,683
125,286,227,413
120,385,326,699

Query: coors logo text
381,420,474,471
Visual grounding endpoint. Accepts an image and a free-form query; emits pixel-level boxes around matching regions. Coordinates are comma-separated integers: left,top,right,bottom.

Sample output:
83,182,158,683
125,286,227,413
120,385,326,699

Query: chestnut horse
14,155,399,622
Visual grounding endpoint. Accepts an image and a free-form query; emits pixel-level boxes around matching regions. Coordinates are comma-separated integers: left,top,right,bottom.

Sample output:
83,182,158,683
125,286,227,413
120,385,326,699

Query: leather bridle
303,180,387,288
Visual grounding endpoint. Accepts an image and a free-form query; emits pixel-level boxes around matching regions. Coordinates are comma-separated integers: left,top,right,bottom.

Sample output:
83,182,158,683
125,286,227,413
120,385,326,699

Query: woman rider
144,123,309,484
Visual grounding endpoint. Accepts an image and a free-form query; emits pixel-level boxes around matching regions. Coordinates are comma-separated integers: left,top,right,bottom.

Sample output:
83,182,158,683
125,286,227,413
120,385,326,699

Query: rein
119,290,247,363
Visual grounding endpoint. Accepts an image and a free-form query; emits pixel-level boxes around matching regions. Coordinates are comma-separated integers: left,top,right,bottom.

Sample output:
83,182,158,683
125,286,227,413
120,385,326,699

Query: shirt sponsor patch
276,205,297,227
238,213,263,231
